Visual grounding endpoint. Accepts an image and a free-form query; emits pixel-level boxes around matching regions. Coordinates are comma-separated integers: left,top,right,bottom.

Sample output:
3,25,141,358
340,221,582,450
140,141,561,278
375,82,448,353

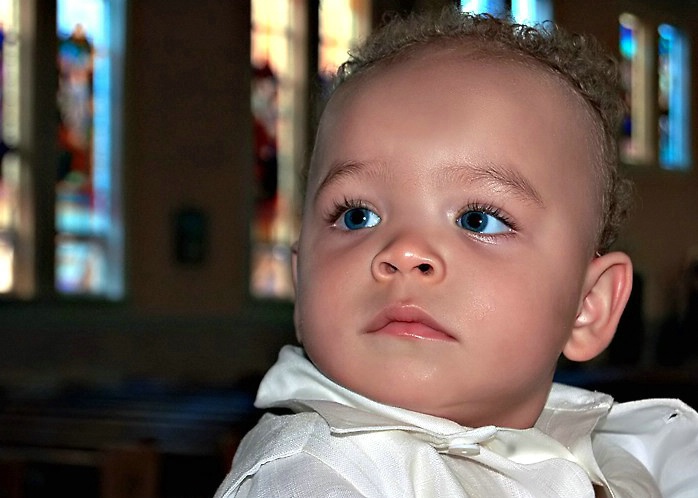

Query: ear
563,251,633,362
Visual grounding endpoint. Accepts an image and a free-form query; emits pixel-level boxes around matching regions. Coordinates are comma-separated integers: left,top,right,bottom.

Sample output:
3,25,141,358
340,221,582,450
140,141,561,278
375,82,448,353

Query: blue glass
460,0,507,17
658,24,690,170
511,0,552,24
461,0,553,24
619,23,635,59
618,15,638,163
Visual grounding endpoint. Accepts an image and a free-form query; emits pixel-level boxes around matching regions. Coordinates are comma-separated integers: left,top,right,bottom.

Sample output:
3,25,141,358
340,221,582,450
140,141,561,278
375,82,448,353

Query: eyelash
324,197,373,225
323,199,518,233
458,202,518,232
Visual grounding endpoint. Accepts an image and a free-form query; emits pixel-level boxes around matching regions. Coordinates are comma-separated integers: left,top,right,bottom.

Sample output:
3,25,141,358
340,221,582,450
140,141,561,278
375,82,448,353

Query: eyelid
324,197,379,227
456,202,518,233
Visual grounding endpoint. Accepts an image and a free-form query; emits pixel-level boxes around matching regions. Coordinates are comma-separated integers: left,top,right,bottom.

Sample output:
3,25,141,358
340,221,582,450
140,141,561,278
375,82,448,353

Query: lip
366,305,456,341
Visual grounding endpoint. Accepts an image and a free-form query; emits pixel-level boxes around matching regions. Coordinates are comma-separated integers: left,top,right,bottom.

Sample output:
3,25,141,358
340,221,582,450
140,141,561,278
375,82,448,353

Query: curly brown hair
311,7,633,253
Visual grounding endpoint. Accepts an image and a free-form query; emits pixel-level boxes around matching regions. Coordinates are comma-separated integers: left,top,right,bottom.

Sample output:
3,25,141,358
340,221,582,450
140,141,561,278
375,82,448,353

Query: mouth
366,305,456,342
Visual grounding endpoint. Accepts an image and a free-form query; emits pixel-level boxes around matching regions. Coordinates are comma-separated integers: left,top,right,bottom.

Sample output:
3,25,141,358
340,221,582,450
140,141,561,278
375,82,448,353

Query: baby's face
294,51,602,428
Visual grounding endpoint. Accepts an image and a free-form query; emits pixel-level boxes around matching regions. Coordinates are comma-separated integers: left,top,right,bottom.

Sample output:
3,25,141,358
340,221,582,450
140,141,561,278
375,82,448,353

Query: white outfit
215,345,698,498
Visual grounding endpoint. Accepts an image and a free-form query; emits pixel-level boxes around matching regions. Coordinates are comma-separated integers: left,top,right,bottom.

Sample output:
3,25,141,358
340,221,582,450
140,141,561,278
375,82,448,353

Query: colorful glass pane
319,0,370,74
249,0,369,300
249,0,299,299
619,17,635,159
461,0,507,17
618,13,652,165
0,0,18,294
461,0,552,24
658,24,690,170
56,0,123,297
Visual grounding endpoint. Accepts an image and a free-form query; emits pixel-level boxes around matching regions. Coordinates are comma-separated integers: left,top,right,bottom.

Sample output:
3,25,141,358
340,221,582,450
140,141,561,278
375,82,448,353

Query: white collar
255,345,616,488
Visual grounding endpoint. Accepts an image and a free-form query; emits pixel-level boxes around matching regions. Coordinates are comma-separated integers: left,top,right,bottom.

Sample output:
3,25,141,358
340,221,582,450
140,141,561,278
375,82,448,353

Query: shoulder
216,411,327,494
594,397,698,497
213,409,448,498
597,397,698,452
214,410,414,498
232,412,329,478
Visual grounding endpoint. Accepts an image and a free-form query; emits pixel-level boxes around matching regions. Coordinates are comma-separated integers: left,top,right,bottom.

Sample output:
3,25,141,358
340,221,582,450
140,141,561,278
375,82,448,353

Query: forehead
310,48,600,185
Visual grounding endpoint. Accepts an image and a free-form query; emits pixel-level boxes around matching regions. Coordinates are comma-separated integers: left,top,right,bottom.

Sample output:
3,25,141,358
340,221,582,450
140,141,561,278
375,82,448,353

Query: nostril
380,262,399,274
416,263,433,275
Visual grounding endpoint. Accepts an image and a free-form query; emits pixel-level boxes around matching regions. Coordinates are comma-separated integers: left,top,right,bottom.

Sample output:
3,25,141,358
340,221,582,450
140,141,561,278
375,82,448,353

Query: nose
371,234,445,282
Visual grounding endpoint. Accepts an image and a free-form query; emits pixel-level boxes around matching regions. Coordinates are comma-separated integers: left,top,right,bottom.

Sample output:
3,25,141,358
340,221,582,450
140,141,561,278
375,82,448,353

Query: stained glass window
619,13,653,165
0,0,19,294
319,0,370,75
658,23,690,170
460,0,553,24
56,0,124,297
619,14,690,169
250,0,369,300
249,0,305,300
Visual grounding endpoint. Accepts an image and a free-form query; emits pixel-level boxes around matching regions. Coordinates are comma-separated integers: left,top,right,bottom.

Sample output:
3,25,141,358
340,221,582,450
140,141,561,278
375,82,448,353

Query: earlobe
563,252,634,362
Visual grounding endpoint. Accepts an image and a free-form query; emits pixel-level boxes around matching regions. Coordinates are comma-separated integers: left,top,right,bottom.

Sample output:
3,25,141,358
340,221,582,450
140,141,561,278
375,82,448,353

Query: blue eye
457,210,511,234
340,207,381,230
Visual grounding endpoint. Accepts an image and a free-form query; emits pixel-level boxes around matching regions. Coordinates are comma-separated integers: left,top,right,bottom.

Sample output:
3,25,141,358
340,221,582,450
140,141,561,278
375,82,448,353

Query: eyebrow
314,159,544,207
313,160,390,202
443,162,545,207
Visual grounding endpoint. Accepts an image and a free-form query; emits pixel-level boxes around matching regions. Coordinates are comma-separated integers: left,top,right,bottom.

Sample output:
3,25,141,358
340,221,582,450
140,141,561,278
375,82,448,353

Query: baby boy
216,8,698,497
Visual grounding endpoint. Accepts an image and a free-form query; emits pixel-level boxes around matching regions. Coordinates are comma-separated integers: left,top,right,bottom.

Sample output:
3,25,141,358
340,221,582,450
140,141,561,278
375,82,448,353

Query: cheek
299,228,375,287
470,265,581,350
294,244,364,340
293,265,362,385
